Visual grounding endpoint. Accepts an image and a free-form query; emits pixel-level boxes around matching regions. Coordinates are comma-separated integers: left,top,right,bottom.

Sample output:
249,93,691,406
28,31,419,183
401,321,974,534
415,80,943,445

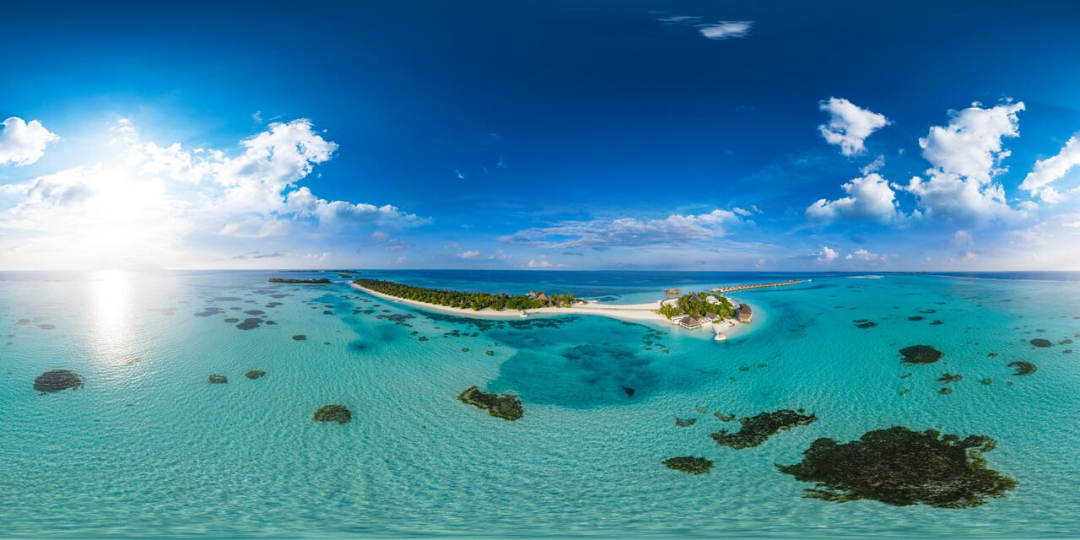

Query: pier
711,279,808,294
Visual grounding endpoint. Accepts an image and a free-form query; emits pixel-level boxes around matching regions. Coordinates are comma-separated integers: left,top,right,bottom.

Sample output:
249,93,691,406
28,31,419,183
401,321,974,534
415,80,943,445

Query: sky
3,0,1080,271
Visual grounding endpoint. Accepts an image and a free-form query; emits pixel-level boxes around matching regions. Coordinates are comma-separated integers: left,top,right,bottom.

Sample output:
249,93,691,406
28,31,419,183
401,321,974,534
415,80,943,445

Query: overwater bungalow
738,303,753,323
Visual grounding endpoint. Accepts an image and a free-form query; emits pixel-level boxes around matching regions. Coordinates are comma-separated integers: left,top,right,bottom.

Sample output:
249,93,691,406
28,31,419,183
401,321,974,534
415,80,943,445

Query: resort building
738,303,753,323
679,316,704,330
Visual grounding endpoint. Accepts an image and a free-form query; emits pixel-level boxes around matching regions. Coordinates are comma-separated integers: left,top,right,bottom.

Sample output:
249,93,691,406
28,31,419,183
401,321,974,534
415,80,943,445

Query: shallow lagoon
1,270,1078,537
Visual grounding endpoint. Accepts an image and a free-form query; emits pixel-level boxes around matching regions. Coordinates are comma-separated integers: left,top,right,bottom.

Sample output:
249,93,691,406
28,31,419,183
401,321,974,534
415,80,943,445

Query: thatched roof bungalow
738,303,753,323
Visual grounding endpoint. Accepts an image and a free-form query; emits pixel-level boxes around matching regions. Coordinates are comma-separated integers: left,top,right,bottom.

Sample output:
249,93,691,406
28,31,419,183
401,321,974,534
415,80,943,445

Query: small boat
664,289,681,295
714,333,727,342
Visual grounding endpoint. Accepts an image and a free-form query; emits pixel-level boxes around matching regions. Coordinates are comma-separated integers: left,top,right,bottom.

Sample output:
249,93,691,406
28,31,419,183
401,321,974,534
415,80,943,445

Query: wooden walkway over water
711,279,808,294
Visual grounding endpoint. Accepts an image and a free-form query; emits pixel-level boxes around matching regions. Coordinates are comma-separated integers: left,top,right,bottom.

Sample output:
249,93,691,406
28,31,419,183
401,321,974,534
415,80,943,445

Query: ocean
1,270,1077,537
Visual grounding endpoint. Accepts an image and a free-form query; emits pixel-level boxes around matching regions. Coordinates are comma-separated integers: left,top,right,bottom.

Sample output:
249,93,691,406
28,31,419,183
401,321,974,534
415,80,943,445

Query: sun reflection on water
89,270,134,360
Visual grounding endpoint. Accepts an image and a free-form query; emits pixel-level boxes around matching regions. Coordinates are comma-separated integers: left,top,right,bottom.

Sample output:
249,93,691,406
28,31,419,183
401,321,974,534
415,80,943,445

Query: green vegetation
354,278,581,311
656,292,734,321
778,427,1017,508
268,277,331,284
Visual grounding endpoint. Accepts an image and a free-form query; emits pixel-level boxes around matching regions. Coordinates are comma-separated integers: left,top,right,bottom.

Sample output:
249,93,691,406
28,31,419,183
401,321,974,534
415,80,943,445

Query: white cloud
806,173,899,223
697,21,752,40
817,246,838,262
0,117,59,166
0,117,425,268
901,101,1024,223
503,209,745,249
458,250,480,259
215,119,338,213
952,229,973,247
1020,135,1080,203
286,187,424,227
527,259,552,268
845,248,883,262
919,102,1024,181
818,98,890,157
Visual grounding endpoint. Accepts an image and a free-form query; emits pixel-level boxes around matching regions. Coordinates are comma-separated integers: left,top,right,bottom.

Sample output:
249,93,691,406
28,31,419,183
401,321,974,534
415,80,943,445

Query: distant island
268,277,332,284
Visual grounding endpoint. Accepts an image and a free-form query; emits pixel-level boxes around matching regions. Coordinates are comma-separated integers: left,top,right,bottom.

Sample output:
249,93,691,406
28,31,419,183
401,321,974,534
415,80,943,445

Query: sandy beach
350,282,758,339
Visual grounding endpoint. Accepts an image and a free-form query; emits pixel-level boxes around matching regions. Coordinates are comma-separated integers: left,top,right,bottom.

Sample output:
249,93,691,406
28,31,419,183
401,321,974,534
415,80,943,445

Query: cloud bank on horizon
2,1,1080,271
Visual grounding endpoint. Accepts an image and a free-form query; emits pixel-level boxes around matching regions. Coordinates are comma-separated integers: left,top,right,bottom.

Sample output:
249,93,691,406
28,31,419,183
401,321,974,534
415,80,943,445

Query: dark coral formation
710,409,817,449
236,318,263,330
675,417,698,427
908,316,925,321
458,386,523,421
34,370,84,393
245,370,266,379
777,427,1017,508
208,374,228,384
1030,338,1053,348
292,334,307,341
662,456,713,475
899,345,943,365
853,319,877,329
313,404,352,424
1007,361,1037,376
938,373,963,383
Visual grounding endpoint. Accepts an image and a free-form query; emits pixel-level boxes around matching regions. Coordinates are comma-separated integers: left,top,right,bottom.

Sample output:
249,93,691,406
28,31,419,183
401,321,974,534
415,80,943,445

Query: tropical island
351,278,760,340
353,278,581,311
269,277,332,284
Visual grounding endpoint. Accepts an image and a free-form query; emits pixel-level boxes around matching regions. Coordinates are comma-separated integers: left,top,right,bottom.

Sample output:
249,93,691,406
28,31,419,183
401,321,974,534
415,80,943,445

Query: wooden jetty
711,279,808,294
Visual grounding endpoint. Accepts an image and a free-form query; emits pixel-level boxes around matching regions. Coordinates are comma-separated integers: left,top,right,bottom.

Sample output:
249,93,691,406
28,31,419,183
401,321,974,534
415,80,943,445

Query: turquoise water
1,270,1078,537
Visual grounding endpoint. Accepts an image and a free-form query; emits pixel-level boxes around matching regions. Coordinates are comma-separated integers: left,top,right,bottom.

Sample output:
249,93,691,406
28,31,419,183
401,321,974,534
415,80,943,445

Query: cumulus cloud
817,246,838,262
0,117,59,166
286,187,424,227
1020,135,1080,203
527,259,552,268
901,101,1025,223
0,117,425,267
697,21,752,40
806,172,899,224
458,250,480,259
845,248,884,262
502,209,745,249
818,98,890,157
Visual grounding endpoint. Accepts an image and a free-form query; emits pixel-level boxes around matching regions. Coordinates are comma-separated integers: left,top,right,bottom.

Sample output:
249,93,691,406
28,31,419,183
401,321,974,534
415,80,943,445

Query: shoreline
350,282,758,339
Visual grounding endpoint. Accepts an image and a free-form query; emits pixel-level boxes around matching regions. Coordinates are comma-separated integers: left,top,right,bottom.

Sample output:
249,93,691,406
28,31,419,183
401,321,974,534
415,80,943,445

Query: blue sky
3,0,1080,271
